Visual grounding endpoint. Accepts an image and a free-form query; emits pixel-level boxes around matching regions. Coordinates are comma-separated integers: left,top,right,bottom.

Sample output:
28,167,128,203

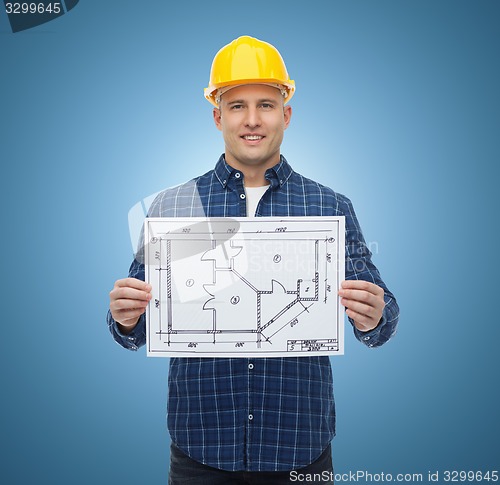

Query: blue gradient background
1,1,499,483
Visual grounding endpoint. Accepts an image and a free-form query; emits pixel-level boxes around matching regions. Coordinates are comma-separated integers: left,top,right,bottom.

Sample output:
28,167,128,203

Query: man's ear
283,105,292,130
213,107,222,131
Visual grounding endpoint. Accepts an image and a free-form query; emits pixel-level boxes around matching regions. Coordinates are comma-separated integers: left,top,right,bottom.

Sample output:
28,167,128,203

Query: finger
114,278,151,291
341,298,374,318
340,280,383,296
338,288,380,307
114,307,147,321
110,286,151,303
346,308,376,331
111,296,149,311
110,298,149,324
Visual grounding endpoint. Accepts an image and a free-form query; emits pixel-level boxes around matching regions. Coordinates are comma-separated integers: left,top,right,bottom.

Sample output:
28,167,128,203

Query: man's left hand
338,280,385,332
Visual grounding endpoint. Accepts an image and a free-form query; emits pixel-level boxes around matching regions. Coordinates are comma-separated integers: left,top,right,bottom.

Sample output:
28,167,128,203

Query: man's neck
240,168,270,187
225,155,279,187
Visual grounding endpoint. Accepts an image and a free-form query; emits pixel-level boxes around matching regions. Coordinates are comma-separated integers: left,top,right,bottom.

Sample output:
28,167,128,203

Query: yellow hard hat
204,35,295,107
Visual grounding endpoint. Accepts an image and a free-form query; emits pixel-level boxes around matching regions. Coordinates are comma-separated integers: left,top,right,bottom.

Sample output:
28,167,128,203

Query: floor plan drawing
145,217,345,357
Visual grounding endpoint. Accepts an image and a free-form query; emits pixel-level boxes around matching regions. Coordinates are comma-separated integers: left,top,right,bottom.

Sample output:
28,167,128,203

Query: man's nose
244,107,261,128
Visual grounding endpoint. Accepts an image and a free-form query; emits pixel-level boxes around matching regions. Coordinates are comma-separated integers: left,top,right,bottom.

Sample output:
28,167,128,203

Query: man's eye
261,103,274,109
230,104,244,110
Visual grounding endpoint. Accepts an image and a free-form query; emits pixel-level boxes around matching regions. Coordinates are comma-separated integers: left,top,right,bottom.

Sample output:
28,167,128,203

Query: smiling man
213,83,292,187
108,36,399,484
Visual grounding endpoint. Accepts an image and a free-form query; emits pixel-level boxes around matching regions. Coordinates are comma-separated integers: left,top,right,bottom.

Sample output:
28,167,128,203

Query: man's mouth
242,135,264,141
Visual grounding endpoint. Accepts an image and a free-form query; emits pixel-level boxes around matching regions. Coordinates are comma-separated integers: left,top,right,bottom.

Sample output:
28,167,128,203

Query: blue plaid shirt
108,155,399,472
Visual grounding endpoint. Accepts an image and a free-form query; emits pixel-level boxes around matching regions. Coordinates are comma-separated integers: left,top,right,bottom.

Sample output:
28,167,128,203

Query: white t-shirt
245,185,269,217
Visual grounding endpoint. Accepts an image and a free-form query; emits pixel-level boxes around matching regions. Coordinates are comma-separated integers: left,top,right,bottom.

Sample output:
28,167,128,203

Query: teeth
244,135,263,140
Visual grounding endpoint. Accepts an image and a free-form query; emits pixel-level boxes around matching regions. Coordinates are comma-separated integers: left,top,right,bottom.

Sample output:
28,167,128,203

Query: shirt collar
214,154,294,189
266,155,294,188
214,154,234,188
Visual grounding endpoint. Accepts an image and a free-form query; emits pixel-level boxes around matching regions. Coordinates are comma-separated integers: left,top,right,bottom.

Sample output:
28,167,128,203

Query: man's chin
234,153,280,168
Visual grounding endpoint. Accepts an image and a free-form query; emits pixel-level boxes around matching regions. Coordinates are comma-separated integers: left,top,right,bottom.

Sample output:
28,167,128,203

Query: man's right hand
109,278,152,333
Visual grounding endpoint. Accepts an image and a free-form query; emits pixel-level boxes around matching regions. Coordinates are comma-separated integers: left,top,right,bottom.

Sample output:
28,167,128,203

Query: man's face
213,84,292,171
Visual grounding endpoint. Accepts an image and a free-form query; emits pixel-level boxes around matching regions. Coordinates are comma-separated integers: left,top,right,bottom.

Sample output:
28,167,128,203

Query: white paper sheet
145,217,345,357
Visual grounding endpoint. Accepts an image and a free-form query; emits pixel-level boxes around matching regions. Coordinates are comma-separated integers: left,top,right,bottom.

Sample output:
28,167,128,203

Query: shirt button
235,172,241,179
363,336,370,341
248,414,254,421
240,193,246,199
248,363,254,370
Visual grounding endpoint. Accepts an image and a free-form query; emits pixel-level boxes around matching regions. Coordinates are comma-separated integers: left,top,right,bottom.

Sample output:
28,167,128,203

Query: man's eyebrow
258,98,279,103
226,98,279,105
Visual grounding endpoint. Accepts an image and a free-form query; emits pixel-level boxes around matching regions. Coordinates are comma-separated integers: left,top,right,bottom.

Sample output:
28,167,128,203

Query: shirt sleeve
107,257,147,351
340,194,400,348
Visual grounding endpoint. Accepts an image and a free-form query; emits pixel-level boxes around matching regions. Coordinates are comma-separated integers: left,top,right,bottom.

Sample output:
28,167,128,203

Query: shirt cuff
107,310,146,351
351,315,385,347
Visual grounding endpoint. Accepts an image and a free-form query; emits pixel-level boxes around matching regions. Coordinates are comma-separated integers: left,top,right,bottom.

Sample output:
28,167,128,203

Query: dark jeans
168,442,334,484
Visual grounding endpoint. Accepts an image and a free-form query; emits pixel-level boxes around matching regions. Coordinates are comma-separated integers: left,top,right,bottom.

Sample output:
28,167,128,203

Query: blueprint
145,217,345,357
